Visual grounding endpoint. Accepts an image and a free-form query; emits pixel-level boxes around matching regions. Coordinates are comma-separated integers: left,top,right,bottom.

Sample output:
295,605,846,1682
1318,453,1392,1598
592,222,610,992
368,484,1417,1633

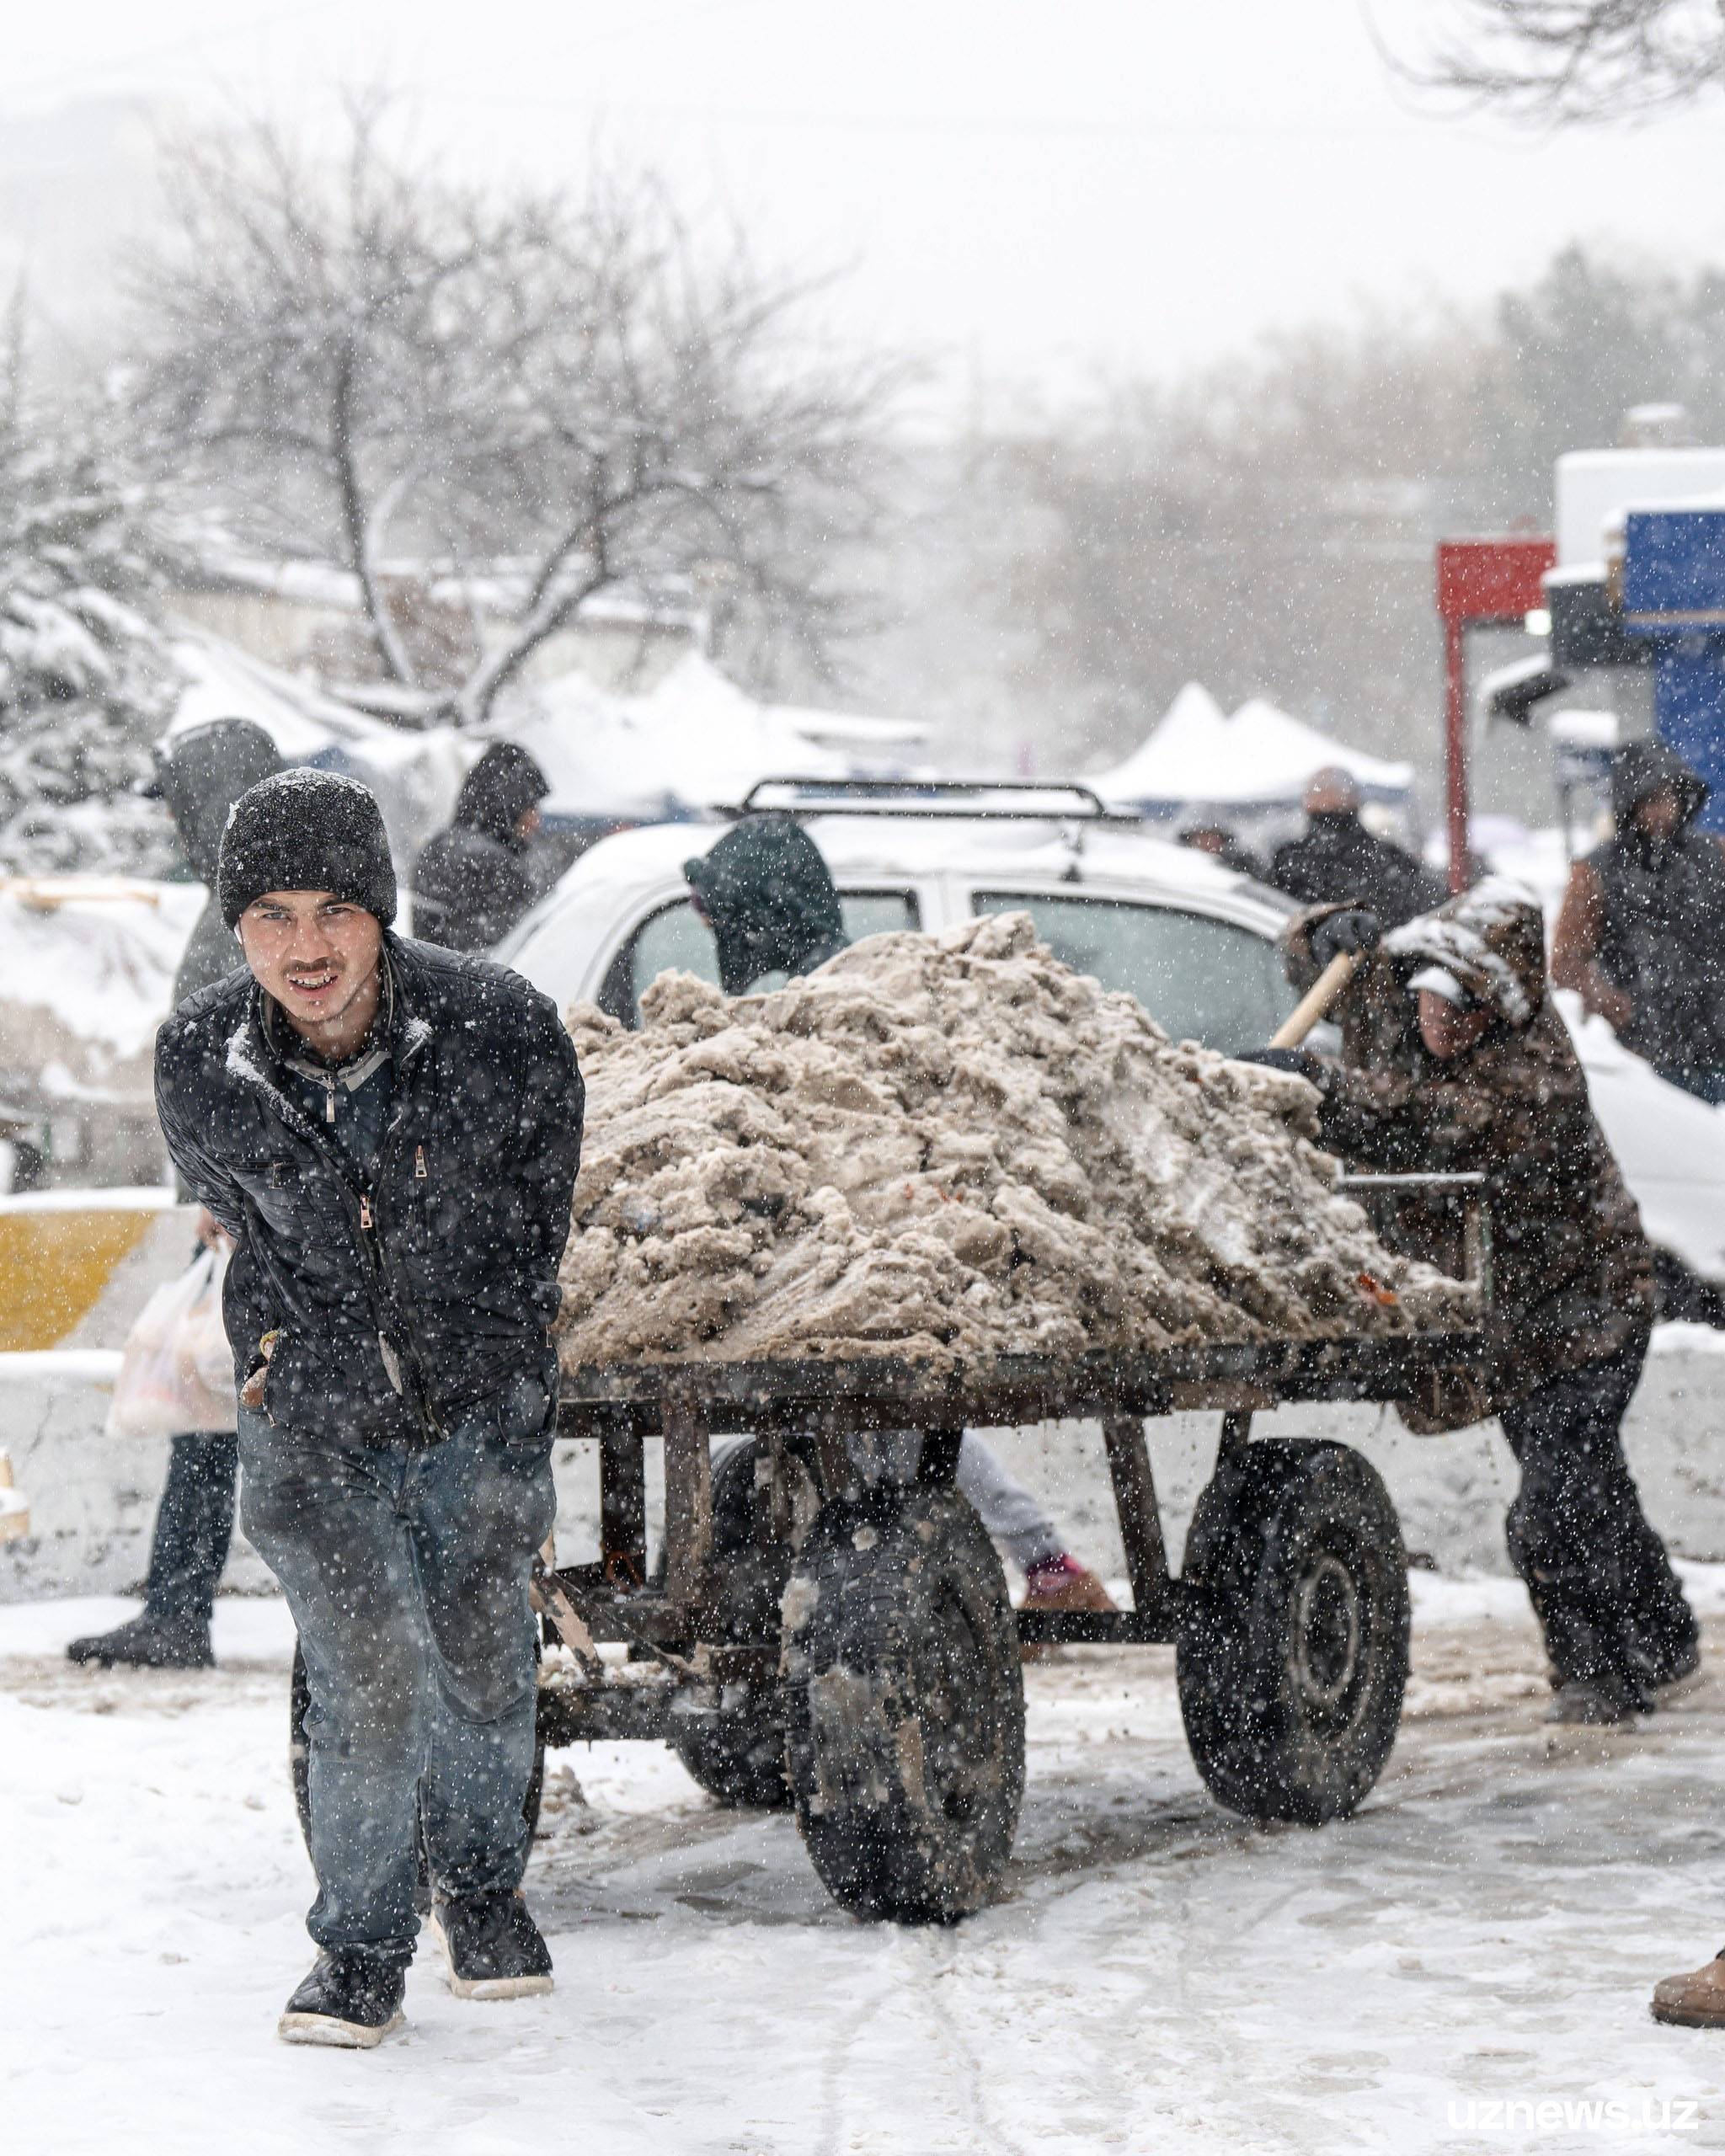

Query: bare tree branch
125,101,906,725
1403,0,1725,121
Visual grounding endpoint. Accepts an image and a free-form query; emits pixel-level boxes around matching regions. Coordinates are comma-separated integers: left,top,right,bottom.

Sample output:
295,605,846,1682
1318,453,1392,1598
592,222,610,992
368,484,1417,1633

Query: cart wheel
290,1640,545,1904
783,1485,1025,1923
1177,1438,1407,1826
665,1438,819,1811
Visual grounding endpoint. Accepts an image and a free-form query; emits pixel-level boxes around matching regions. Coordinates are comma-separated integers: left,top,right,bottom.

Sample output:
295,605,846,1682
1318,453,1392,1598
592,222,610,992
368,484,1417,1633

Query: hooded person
153,767,584,2047
67,718,285,1676
1248,878,1697,1728
683,814,848,993
1265,766,1446,928
681,814,1116,1624
1551,737,1725,1102
412,742,550,953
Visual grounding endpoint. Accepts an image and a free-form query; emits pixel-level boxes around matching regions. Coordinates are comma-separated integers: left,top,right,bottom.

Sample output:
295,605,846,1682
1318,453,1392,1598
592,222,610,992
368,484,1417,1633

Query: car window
603,890,921,1025
971,891,1291,1055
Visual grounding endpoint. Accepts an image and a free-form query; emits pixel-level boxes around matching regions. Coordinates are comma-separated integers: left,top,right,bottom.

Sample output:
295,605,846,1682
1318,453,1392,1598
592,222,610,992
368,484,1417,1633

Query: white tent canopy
1091,682,1414,811
499,652,916,819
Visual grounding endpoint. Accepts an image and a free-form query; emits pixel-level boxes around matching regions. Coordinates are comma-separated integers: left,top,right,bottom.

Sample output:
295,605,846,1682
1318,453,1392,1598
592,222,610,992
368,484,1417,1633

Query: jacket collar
225,942,435,1134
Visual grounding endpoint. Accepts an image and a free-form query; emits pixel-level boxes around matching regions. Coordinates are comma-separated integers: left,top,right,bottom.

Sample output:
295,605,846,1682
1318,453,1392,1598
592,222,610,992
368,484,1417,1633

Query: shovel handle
1268,950,1360,1050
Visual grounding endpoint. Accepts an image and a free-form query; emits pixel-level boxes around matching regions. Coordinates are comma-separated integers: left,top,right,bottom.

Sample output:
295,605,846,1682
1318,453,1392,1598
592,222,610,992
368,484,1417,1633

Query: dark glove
1236,1047,1330,1089
1309,907,1381,969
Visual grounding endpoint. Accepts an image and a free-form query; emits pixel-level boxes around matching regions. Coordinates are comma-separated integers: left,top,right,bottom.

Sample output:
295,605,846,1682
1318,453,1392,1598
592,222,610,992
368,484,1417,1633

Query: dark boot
278,1951,407,2048
1547,1670,1653,1725
67,1611,213,1669
430,1890,553,2000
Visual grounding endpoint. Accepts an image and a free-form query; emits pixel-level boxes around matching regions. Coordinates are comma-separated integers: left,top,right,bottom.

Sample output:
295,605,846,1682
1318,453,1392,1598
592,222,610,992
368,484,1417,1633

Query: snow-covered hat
1407,963,1469,1006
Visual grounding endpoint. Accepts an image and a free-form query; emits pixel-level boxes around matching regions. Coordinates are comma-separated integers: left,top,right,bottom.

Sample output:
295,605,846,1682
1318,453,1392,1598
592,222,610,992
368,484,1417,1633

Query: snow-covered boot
1546,1669,1653,1726
1653,1956,1725,2029
430,1890,553,2000
66,1612,213,1670
278,1951,406,2048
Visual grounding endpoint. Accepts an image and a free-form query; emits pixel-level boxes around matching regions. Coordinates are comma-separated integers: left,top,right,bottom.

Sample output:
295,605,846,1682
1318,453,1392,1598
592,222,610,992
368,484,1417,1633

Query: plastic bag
104,1246,238,1438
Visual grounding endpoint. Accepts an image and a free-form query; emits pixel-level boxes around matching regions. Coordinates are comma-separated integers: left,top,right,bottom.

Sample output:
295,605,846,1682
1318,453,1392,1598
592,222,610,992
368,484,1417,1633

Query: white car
499,791,1725,1289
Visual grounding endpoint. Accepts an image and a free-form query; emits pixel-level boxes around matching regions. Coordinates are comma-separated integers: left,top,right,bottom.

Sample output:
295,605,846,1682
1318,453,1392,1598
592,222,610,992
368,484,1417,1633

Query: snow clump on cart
554,910,1474,1368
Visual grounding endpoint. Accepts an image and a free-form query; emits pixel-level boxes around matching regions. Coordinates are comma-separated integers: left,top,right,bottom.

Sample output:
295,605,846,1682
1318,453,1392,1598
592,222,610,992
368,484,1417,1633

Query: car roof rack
726,777,1142,824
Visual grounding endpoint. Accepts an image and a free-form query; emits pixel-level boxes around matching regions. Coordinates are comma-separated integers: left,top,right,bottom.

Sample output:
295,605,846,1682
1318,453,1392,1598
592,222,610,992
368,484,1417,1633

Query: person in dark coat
156,769,583,2047
683,814,1116,1622
1551,738,1725,1103
1255,882,1696,1727
411,742,549,952
1265,766,1446,927
68,718,283,1673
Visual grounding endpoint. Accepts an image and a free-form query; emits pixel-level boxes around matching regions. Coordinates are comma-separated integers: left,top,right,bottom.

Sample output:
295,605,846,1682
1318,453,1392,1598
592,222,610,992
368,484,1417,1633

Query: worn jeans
1500,1333,1697,1689
142,1432,238,1626
238,1403,556,1962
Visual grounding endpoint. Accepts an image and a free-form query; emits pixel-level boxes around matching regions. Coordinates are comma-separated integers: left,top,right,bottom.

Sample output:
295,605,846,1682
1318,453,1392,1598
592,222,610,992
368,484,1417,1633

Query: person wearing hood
684,814,1116,1623
1551,738,1725,1103
412,743,550,953
1248,880,1696,1729
67,718,283,1673
1265,766,1446,928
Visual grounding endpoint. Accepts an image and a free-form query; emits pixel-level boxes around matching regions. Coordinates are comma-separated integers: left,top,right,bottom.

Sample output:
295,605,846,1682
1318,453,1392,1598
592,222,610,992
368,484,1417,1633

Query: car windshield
611,891,920,1022
971,891,1293,1055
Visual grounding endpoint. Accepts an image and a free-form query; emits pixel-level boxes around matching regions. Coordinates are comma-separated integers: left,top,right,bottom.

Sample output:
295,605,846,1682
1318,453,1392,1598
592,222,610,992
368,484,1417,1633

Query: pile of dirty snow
555,913,1475,1369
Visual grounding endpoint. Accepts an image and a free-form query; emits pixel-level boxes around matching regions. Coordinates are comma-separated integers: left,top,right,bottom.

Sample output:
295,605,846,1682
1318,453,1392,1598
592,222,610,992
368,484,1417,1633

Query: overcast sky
5,0,1725,405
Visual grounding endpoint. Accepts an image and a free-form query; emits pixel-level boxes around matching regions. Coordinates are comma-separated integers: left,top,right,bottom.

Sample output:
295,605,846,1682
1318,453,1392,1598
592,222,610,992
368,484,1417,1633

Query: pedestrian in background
1266,766,1446,927
411,741,550,952
69,717,282,1673
1551,739,1725,1104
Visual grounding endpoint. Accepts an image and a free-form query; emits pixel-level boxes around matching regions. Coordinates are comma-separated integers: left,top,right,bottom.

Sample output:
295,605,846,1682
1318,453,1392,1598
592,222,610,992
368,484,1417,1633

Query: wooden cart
532,1321,1487,1922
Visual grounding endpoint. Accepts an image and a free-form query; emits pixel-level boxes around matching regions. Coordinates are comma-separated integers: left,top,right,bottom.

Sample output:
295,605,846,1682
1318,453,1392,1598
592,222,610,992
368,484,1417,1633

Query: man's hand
239,1328,281,1414
1581,969,1634,1034
1309,908,1381,970
1236,1047,1331,1090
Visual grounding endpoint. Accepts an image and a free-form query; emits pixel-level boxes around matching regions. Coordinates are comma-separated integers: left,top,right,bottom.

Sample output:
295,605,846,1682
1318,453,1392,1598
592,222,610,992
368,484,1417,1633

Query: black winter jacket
155,935,583,1448
412,821,538,953
1266,810,1446,929
1588,738,1725,1072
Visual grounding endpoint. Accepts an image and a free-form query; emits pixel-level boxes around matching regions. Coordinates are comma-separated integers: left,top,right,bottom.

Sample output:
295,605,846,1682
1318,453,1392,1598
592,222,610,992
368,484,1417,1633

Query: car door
960,884,1295,1057
598,887,924,1025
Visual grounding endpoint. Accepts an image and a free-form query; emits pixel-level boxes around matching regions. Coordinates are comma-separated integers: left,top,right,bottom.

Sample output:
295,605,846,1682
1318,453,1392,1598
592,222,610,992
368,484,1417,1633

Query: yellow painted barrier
0,1191,184,1353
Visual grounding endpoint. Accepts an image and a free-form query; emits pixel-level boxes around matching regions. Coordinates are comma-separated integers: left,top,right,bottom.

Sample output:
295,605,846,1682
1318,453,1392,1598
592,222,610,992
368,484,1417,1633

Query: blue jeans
238,1403,556,1962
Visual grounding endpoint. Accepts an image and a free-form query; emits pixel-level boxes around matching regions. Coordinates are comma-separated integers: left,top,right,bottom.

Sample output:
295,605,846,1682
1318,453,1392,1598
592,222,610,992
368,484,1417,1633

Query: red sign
1435,536,1556,625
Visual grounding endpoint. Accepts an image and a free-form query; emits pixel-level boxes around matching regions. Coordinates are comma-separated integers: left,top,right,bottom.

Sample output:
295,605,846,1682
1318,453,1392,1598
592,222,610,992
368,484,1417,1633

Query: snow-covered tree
128,99,902,722
0,314,180,875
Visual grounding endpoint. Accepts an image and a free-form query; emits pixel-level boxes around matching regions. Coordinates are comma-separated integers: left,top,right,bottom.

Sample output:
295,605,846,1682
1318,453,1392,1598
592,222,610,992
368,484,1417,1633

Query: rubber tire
290,1641,545,1904
664,1438,818,1812
783,1485,1025,1923
1176,1438,1408,1826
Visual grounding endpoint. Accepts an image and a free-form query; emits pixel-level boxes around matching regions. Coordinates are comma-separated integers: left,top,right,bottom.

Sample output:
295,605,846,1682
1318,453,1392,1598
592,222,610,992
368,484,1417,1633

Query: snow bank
555,913,1473,1369
0,880,202,1103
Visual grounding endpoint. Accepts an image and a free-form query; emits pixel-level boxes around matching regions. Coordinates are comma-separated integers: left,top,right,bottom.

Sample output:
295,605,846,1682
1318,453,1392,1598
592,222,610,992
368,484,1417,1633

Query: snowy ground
9,1577,1725,2154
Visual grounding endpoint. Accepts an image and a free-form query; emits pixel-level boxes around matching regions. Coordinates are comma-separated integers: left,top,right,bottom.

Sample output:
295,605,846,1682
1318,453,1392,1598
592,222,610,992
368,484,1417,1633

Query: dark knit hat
218,769,398,929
